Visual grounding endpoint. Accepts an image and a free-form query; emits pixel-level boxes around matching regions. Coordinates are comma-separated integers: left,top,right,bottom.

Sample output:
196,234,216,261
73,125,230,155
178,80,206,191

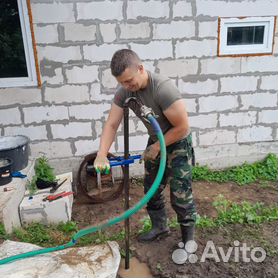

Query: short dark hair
110,49,141,77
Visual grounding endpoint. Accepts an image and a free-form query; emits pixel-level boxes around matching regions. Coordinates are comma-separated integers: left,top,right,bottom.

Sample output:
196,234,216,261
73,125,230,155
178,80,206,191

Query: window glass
0,0,28,78
227,26,265,46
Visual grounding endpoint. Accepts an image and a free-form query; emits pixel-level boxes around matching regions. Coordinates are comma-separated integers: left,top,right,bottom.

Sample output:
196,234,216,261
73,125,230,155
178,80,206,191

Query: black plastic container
36,178,57,189
0,135,30,172
0,158,13,186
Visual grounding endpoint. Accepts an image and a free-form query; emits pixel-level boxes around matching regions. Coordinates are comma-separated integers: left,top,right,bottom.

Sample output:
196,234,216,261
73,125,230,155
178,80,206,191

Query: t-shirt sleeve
156,79,182,111
113,88,126,108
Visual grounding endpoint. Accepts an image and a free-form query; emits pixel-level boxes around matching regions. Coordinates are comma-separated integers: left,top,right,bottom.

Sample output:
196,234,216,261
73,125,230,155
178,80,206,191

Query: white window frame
0,0,37,88
218,16,275,56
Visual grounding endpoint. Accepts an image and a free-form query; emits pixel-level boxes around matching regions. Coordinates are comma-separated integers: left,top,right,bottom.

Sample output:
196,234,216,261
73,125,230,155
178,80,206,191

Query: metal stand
123,106,130,270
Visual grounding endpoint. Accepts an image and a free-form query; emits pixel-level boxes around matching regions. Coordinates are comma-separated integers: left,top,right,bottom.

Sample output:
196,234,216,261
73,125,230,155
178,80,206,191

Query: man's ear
138,64,144,73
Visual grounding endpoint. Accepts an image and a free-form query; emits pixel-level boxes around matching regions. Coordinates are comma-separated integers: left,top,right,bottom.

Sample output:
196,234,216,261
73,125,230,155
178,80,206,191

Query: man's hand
94,154,110,174
142,144,160,161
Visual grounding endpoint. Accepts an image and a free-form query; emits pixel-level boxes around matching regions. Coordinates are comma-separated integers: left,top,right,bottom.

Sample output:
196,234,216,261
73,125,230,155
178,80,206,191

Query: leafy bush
26,156,56,195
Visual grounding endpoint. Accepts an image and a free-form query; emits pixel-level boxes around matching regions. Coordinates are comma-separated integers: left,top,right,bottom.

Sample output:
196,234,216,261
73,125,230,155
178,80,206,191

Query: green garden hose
0,114,166,265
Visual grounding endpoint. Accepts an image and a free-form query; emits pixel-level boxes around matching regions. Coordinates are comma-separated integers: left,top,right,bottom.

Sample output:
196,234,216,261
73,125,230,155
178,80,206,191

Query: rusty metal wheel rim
77,152,124,203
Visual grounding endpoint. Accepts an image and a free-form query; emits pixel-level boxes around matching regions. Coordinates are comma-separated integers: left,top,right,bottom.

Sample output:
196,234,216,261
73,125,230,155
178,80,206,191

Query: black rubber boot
138,208,170,242
180,225,195,244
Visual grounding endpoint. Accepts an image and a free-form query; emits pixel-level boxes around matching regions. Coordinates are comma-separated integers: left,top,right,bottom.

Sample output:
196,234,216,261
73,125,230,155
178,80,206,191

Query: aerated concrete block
19,172,73,226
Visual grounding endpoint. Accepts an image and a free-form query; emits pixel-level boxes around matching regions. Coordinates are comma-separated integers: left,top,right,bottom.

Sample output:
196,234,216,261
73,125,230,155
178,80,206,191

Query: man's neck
140,70,149,89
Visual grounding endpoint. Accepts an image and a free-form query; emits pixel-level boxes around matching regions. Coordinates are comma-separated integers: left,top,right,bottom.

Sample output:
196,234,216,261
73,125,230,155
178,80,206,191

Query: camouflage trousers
144,134,197,226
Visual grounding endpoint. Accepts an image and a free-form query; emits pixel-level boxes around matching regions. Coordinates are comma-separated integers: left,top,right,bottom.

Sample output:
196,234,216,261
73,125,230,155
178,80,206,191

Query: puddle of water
117,257,153,278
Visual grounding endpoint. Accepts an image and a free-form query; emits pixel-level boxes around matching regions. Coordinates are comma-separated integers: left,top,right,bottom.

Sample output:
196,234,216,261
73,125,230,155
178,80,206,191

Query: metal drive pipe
123,104,130,269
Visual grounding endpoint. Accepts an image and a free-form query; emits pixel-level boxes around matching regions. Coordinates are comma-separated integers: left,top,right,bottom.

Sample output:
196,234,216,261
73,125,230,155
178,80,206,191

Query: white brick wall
237,126,273,143
130,41,173,60
176,39,217,58
119,23,151,40
23,106,69,124
30,141,73,159
157,59,198,77
173,1,192,18
153,21,195,39
42,68,63,85
260,75,278,90
199,129,236,146
75,139,98,156
221,76,258,93
143,61,156,72
69,103,111,120
51,122,92,139
201,58,241,75
102,69,118,89
240,93,277,110
196,0,278,17
95,121,103,138
241,56,278,73
75,139,116,156
184,98,197,113
198,21,218,38
34,25,58,44
117,134,149,152
77,1,123,21
191,131,197,147
32,3,75,24
100,23,117,43
258,110,278,124
5,125,47,141
127,0,169,19
1,0,277,171
195,142,278,169
0,108,21,126
136,120,148,133
219,111,257,127
89,83,114,102
38,46,82,63
83,44,127,62
199,95,238,113
179,79,218,95
63,23,97,42
65,65,98,84
189,114,218,129
45,85,89,104
0,88,41,106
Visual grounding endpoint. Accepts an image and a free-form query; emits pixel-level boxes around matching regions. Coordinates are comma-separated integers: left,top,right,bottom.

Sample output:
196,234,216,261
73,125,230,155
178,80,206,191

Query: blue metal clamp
108,155,142,167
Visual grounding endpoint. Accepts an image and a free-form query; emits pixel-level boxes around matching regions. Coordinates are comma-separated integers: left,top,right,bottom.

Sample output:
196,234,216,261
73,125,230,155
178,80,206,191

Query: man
94,49,196,245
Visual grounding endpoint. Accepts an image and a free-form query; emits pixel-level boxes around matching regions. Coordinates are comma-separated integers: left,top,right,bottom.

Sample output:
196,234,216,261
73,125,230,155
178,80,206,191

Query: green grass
150,195,278,230
0,221,126,248
198,195,278,228
192,153,278,185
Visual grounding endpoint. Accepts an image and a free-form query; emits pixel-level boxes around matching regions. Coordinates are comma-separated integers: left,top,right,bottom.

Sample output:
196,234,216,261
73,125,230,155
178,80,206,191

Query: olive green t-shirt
113,71,182,141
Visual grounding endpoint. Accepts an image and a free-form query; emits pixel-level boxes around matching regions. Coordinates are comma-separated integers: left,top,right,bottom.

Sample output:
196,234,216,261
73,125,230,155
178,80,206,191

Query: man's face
116,65,146,92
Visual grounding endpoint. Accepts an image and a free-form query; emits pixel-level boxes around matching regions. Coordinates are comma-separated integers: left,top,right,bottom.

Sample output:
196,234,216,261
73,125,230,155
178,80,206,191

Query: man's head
110,49,148,92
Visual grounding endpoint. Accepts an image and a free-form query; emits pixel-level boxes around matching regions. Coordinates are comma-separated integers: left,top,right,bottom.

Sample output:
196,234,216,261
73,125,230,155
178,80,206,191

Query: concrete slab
0,160,34,233
0,240,120,278
19,172,73,226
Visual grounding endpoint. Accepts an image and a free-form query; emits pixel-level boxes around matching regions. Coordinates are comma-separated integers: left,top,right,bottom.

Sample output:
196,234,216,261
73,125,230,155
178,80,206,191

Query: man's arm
160,98,189,146
94,103,123,171
98,103,123,156
143,99,189,159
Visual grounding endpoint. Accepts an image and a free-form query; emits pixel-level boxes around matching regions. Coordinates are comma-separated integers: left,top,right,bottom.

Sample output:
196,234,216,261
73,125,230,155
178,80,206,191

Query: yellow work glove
93,154,110,174
141,144,160,161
